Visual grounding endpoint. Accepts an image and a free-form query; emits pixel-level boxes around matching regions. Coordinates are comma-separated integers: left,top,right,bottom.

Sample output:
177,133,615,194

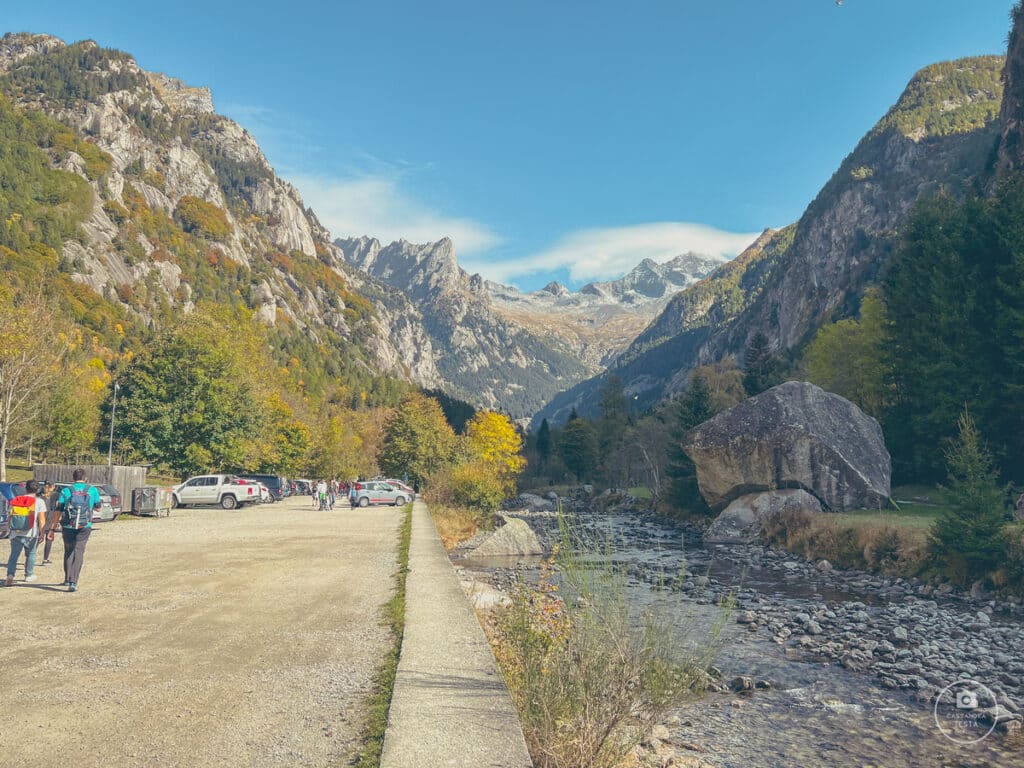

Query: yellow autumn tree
465,410,526,494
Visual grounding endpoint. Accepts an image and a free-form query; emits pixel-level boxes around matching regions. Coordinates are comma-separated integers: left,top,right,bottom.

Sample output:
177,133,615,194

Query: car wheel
358,496,369,507
221,495,238,510
394,496,406,506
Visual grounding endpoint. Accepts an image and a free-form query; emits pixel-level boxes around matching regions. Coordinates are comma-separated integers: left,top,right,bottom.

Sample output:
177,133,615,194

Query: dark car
236,474,289,501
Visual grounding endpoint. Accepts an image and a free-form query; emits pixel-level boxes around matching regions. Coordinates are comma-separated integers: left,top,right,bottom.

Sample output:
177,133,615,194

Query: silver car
352,481,410,507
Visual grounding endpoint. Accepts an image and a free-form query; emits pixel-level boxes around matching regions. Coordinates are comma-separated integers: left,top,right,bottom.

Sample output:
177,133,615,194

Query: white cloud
463,223,762,285
287,173,502,255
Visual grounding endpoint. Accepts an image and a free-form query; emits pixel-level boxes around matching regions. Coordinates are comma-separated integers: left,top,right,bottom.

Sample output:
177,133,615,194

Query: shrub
429,503,491,550
174,195,231,240
492,518,727,768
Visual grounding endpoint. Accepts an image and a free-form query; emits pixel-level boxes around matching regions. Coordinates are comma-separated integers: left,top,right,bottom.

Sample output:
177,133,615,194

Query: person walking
57,469,101,593
40,481,60,565
4,480,45,586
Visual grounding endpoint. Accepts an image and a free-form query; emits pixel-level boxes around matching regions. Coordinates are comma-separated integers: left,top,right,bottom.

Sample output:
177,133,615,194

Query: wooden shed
33,464,148,506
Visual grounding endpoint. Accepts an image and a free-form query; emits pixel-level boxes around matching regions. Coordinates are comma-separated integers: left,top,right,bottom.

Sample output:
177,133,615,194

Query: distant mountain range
335,236,723,415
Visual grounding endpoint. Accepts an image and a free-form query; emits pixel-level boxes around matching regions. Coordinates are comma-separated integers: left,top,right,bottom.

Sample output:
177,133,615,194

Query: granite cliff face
336,236,591,417
536,54,1007,425
0,32,441,388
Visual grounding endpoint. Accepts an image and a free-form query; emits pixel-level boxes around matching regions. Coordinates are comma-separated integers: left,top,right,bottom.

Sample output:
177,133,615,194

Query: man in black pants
56,468,101,593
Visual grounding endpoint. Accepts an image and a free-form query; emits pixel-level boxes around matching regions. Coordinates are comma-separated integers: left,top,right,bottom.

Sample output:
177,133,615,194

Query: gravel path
0,497,400,768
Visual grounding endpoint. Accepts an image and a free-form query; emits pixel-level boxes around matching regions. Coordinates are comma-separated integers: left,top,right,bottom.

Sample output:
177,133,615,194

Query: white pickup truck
172,474,260,509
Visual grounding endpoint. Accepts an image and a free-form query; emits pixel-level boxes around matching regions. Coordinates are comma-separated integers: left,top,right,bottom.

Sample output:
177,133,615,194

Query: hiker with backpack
56,469,101,593
5,480,45,586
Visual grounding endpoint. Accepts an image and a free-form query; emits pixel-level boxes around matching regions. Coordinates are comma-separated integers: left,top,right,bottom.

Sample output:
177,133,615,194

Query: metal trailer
132,486,174,517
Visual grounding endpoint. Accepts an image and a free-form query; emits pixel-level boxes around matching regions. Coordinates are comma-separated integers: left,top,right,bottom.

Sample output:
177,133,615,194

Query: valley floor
0,497,400,768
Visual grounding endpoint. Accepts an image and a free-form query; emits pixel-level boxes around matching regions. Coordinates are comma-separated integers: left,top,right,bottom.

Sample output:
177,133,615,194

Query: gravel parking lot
0,496,400,768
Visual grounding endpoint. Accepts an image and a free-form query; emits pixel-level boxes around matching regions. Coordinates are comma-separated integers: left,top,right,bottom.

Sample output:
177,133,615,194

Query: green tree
803,289,891,417
116,307,265,476
665,374,714,515
743,332,776,396
535,418,552,471
930,410,1009,586
0,290,63,480
597,375,630,484
883,193,993,481
558,418,598,482
378,392,458,484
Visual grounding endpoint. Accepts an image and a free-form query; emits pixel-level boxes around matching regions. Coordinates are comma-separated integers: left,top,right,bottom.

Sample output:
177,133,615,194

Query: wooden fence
32,464,148,505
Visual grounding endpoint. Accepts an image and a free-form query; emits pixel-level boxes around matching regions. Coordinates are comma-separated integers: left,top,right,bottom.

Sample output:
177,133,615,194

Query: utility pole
107,381,120,468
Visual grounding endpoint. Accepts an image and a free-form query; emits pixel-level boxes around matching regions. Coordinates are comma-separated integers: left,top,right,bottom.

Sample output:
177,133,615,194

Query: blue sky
4,0,1018,290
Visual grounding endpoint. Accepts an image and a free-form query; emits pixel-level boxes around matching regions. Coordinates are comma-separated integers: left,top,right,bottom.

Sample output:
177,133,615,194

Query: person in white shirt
4,480,46,586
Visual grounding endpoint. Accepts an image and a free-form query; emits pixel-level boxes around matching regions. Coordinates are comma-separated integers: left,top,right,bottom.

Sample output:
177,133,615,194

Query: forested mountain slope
0,32,441,406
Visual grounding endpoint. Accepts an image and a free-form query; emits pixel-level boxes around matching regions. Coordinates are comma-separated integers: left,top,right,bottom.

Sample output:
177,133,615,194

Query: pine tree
559,418,598,482
883,194,993,481
597,375,630,484
743,332,776,396
665,374,714,515
930,410,1009,586
536,418,552,470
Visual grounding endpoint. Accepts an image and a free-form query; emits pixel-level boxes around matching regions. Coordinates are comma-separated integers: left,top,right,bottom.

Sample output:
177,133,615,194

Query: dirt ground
0,496,401,768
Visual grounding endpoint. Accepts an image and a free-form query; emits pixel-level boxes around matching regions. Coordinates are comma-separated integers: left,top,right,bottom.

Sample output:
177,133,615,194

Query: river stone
682,381,891,511
462,580,512,611
464,516,544,558
704,489,823,543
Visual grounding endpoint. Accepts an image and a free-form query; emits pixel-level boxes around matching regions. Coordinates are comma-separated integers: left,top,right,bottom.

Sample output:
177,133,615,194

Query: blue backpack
61,486,92,529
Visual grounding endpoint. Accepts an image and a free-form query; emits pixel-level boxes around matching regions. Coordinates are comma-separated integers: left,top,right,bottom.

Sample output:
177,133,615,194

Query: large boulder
683,381,890,512
464,515,544,558
704,489,822,543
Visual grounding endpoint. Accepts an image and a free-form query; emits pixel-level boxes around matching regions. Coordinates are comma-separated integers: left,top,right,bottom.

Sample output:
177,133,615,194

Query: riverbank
454,503,1024,767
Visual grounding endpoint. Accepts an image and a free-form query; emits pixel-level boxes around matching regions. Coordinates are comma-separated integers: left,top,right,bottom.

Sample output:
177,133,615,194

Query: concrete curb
381,500,533,768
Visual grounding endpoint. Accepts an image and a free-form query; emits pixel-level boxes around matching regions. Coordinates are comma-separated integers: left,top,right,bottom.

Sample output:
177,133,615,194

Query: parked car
97,484,123,519
0,482,17,538
290,479,312,495
53,483,118,522
352,481,410,507
256,483,271,503
236,473,289,501
172,475,260,509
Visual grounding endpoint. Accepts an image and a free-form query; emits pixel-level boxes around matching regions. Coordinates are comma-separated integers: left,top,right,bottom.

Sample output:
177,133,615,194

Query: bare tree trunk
1,429,7,482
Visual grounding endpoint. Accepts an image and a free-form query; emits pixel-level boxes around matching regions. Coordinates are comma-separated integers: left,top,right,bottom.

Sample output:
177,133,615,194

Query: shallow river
457,509,1024,768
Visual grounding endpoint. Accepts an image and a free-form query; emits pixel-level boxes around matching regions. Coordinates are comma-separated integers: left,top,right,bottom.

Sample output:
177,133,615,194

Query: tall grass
491,514,729,768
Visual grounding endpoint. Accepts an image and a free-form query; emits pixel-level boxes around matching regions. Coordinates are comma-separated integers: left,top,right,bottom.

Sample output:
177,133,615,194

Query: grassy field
761,486,954,574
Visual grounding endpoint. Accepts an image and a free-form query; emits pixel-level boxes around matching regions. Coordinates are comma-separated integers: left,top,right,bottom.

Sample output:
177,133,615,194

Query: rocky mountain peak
997,4,1024,180
146,72,214,114
335,236,463,304
0,32,65,72
542,280,569,296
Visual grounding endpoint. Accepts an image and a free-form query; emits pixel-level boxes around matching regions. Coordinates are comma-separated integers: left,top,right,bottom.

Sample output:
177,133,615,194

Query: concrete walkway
381,500,533,768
